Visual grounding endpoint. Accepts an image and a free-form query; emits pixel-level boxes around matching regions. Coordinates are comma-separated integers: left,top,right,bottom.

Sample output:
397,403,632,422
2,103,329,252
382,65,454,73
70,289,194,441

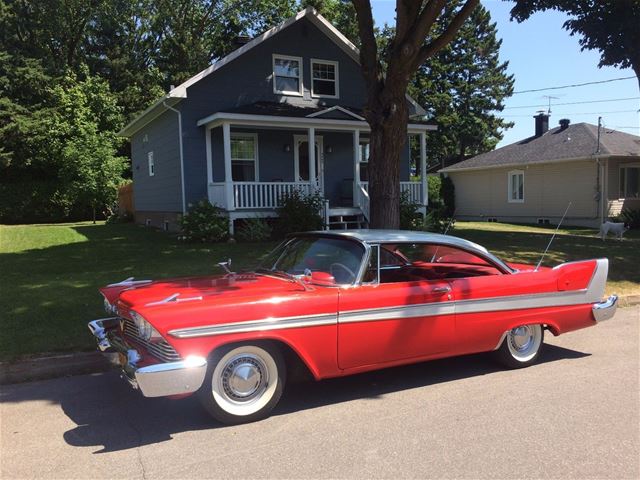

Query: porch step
326,208,368,230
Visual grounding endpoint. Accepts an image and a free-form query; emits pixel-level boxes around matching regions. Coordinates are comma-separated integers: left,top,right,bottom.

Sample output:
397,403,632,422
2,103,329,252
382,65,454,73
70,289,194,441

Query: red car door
337,275,455,370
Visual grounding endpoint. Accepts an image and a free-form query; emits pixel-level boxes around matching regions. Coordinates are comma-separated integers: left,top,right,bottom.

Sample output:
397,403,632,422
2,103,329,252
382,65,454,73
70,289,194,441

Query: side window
377,243,501,283
147,151,154,176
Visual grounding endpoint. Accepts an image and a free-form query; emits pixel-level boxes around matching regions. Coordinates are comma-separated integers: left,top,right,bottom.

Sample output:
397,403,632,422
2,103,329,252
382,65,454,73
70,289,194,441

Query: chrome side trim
592,295,618,322
339,302,455,324
168,313,338,339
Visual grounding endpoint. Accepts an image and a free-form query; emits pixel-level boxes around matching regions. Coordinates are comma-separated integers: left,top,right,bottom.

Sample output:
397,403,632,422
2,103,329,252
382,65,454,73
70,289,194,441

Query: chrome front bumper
88,318,207,397
592,295,618,322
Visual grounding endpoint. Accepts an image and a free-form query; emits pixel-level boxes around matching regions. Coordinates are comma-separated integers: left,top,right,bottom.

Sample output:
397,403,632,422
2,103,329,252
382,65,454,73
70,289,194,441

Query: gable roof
119,7,427,137
441,122,640,173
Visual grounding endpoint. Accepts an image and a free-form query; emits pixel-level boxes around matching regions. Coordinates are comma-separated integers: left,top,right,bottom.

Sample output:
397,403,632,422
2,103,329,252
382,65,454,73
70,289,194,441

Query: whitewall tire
198,343,286,424
494,324,544,369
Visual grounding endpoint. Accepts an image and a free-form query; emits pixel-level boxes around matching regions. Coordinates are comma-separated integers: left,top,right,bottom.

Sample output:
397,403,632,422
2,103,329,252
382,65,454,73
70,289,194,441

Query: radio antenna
535,202,571,271
431,209,456,262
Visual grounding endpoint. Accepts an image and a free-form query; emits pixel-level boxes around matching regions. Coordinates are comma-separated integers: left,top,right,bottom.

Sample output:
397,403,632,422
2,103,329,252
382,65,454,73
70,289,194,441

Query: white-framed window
272,54,303,96
231,133,258,181
147,151,154,176
508,170,524,203
619,164,640,199
359,138,370,182
311,59,339,98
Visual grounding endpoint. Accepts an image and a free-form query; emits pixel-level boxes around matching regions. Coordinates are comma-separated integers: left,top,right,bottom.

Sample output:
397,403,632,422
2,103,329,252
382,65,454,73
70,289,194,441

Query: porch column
222,122,235,211
205,125,213,187
420,132,428,214
308,127,316,193
353,129,360,206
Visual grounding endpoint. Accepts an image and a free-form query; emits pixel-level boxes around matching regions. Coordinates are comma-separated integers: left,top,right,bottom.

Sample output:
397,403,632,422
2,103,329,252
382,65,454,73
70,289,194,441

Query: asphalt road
2,307,638,480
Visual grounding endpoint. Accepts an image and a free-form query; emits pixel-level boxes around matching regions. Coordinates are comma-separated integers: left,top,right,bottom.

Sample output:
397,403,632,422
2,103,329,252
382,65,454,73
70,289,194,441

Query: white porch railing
356,184,370,222
360,181,422,204
208,181,316,210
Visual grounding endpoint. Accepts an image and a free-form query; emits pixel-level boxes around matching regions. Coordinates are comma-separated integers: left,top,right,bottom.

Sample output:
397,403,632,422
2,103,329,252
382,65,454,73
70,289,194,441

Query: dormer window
311,59,339,98
273,55,303,96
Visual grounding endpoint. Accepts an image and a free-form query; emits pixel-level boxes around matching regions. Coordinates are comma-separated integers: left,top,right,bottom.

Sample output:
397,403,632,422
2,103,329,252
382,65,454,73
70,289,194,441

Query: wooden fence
118,183,134,214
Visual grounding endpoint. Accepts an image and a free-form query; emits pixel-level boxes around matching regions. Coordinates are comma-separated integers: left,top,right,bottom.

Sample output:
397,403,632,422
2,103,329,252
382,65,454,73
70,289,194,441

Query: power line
504,96,640,110
502,109,638,118
513,76,636,94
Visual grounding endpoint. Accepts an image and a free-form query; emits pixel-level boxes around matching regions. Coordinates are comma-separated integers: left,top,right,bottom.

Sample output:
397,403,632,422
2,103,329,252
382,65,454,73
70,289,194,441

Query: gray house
440,114,640,227
119,7,436,232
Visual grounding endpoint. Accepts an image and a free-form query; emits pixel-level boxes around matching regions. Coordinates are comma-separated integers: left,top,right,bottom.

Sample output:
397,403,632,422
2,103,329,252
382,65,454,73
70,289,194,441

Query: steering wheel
330,262,356,284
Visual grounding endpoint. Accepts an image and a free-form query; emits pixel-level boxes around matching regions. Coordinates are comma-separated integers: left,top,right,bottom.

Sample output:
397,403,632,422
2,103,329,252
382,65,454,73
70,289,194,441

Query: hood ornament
218,258,234,275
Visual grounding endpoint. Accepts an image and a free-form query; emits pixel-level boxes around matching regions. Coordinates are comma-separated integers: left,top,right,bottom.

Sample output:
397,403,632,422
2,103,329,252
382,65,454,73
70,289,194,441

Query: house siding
179,17,369,205
449,160,600,226
131,110,182,213
606,157,640,216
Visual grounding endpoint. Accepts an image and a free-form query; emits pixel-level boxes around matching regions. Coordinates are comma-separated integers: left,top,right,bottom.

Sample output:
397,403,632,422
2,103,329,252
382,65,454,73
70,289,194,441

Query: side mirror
309,271,336,286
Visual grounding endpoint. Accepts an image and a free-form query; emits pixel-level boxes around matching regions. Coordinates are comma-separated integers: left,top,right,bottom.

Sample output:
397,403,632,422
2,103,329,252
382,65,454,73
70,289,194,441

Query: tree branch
352,0,379,88
414,0,479,69
408,0,446,49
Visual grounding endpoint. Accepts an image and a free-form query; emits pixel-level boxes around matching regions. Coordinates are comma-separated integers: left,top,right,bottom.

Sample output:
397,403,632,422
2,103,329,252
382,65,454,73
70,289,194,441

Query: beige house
440,115,640,227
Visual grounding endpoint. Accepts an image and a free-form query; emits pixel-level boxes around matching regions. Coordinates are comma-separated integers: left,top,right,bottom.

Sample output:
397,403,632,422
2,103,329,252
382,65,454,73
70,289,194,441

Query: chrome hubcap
221,354,268,402
511,326,533,351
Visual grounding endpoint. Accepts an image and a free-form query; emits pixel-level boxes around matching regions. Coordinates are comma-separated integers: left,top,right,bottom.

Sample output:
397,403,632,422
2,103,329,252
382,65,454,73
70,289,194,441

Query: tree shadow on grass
0,344,589,454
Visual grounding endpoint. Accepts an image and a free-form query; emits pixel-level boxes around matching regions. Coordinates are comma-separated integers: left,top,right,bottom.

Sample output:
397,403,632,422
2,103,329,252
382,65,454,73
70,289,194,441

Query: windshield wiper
255,268,310,291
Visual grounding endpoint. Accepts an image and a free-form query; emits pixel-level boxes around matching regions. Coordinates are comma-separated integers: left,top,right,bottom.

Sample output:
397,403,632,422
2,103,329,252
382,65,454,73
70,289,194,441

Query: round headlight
130,310,156,341
103,297,112,315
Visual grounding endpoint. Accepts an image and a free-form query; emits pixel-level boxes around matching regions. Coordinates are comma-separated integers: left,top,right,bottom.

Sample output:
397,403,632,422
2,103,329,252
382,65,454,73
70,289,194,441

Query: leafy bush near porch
617,208,640,229
275,190,324,237
179,200,229,242
440,174,455,216
400,190,422,230
236,217,273,242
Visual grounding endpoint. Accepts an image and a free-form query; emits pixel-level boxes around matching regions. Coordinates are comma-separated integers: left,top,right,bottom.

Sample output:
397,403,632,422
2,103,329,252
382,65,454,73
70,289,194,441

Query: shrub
105,211,133,224
236,217,272,242
179,200,229,242
619,208,640,229
419,205,455,233
275,190,324,237
399,190,422,230
427,175,441,204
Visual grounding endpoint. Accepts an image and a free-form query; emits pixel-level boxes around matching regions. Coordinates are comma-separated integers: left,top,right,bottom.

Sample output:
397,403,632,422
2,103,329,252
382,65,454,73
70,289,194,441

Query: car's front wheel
198,342,286,425
494,324,544,369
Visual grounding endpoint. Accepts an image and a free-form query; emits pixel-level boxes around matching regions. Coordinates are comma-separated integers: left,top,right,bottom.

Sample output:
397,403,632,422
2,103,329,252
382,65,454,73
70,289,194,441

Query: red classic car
89,230,617,424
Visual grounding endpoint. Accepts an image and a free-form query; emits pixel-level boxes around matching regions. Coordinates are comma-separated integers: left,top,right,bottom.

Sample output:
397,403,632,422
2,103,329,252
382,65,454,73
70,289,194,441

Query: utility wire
504,96,640,110
513,76,636,94
502,109,638,118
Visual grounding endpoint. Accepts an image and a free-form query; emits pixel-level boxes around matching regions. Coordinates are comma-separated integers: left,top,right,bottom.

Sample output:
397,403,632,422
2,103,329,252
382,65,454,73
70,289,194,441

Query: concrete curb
2,301,639,386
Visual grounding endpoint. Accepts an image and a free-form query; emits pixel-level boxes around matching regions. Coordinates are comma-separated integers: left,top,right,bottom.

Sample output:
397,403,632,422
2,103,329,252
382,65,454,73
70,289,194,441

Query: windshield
256,236,366,285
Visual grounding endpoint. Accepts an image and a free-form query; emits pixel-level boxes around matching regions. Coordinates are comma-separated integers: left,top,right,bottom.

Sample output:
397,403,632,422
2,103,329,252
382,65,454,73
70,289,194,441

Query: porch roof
197,101,438,133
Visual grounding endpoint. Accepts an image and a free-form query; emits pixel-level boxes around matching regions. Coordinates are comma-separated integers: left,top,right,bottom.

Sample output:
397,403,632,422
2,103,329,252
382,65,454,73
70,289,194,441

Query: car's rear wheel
494,324,544,369
198,343,286,425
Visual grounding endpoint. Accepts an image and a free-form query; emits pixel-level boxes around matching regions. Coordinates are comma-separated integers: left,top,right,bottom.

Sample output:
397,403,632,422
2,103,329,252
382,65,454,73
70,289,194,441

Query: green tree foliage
300,0,360,45
408,3,514,168
508,0,640,89
0,68,126,222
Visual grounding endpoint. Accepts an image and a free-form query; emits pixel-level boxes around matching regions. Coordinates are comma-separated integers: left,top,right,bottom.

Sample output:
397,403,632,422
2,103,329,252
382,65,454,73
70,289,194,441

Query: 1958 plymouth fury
89,230,617,424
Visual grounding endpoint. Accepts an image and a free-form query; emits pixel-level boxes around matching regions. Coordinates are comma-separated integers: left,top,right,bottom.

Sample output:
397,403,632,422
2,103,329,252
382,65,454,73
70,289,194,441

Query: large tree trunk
366,87,409,229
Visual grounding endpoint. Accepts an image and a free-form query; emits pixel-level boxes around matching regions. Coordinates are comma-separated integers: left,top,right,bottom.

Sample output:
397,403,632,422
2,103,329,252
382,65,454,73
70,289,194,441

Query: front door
294,135,324,193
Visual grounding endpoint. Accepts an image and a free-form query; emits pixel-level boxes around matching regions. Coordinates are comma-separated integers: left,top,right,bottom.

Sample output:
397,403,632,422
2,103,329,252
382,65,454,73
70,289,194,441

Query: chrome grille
120,317,181,363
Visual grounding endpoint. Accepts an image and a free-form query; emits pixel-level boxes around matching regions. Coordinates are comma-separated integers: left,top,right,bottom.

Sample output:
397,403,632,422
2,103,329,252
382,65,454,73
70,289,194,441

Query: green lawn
1,221,638,361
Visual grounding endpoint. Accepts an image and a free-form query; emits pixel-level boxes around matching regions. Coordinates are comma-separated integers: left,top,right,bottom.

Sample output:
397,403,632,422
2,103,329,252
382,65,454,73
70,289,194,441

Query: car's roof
306,229,485,250
300,229,513,272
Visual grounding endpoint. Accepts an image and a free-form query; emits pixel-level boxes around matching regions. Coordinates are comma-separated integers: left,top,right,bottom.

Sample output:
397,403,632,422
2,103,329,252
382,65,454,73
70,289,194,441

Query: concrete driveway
1,307,638,479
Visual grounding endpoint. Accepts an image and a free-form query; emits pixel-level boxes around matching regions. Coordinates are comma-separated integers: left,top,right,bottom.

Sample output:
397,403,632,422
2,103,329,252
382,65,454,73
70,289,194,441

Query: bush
105,211,133,224
236,217,272,242
427,175,441,204
179,200,229,242
419,205,455,233
275,190,324,237
619,208,640,229
399,190,422,230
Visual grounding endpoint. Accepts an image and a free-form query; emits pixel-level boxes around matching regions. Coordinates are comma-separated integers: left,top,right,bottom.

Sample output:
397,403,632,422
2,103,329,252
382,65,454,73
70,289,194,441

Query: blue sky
370,0,640,148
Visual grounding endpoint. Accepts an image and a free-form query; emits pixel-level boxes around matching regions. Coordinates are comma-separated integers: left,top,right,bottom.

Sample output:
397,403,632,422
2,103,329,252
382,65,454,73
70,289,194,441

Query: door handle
432,286,451,294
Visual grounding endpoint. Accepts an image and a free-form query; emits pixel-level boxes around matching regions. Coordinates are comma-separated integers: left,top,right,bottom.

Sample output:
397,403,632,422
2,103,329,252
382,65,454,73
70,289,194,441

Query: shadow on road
1,344,588,453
